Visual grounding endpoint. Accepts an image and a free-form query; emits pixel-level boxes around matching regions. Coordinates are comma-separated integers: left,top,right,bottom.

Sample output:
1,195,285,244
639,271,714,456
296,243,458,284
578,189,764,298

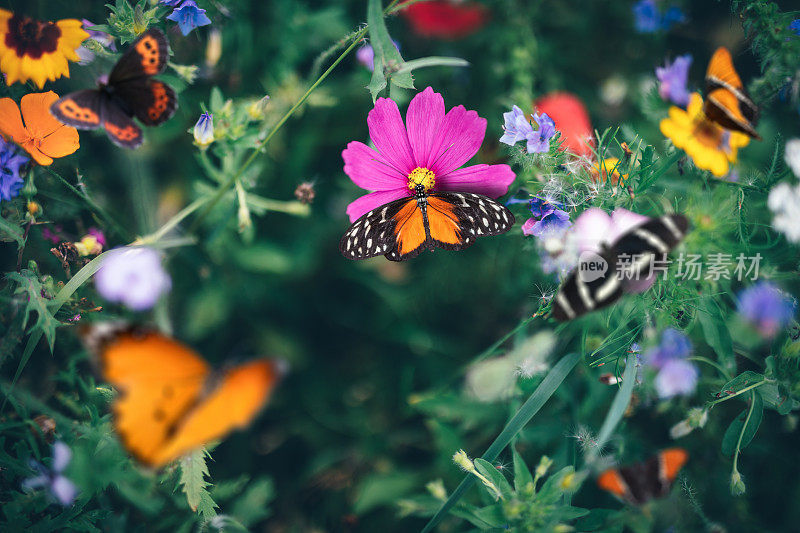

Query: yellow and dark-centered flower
0,10,88,88
660,92,749,177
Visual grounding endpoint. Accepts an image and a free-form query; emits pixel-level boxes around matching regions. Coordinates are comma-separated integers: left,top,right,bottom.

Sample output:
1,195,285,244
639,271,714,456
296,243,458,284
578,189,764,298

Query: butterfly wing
87,326,211,467
551,246,623,322
109,28,170,84
426,191,516,250
101,102,144,148
339,196,421,260
114,78,177,126
704,47,760,136
49,90,108,130
598,448,687,505
150,360,282,466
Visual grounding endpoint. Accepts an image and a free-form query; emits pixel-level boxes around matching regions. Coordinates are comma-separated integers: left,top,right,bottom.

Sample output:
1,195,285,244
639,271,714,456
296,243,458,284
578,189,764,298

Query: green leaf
366,0,414,101
590,354,638,461
178,449,219,519
231,478,275,527
714,371,766,399
0,216,24,249
698,297,734,370
353,472,419,514
5,270,60,352
473,458,514,499
392,56,470,76
722,393,763,456
421,352,580,533
512,448,534,494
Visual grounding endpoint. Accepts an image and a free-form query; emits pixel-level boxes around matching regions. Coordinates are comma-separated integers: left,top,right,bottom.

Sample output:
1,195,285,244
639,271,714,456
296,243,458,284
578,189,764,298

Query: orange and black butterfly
340,184,515,261
597,448,688,505
82,323,283,467
50,29,176,149
704,47,760,140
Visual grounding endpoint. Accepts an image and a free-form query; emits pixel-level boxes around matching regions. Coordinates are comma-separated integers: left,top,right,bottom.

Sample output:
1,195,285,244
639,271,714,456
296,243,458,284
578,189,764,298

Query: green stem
732,391,756,475
138,197,210,245
185,0,404,235
707,379,770,407
688,356,732,381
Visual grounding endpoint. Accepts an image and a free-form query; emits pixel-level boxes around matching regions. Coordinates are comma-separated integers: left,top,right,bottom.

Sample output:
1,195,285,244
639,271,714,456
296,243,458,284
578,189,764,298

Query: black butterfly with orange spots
340,185,515,261
597,448,688,505
50,28,177,149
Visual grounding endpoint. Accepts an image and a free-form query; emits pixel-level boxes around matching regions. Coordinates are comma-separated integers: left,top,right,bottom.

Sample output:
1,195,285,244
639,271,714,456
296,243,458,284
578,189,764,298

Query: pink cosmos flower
342,87,516,222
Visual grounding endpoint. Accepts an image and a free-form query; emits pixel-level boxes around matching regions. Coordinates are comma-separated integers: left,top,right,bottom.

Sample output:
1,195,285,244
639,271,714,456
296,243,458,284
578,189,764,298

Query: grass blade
420,352,580,533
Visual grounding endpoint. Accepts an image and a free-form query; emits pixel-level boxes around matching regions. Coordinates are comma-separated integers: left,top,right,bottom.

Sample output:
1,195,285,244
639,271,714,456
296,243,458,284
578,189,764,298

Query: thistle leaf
178,448,219,519
5,269,60,352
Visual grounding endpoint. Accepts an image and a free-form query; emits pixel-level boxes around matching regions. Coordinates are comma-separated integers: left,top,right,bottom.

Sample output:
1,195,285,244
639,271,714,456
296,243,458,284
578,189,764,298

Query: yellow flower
591,157,627,186
0,10,88,88
660,92,749,177
74,235,102,256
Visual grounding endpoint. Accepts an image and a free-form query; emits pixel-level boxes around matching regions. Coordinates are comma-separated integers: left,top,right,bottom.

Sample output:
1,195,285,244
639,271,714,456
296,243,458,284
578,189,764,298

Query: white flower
768,181,800,243
94,247,171,311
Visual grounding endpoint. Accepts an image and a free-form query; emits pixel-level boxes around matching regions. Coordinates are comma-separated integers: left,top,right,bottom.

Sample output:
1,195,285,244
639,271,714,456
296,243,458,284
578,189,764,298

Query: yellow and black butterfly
50,29,177,148
82,323,282,467
340,184,515,261
704,47,760,140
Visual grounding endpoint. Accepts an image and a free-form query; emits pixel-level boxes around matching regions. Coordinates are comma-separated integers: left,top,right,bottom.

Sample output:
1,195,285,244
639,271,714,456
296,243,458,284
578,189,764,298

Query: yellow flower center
407,167,435,191
692,117,726,152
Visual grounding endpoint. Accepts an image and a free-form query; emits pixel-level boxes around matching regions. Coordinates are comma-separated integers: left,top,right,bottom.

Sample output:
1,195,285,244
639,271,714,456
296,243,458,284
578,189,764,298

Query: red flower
534,92,594,157
401,1,488,40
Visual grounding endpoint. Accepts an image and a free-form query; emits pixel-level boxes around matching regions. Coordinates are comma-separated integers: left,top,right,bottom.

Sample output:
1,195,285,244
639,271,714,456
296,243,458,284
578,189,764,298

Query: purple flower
0,137,28,202
87,227,106,248
655,359,699,399
633,0,684,33
193,112,214,146
737,282,797,338
95,247,172,311
521,196,571,237
644,329,697,399
500,106,557,154
500,105,534,146
356,41,400,72
342,87,515,222
656,54,692,107
160,0,184,6
646,328,692,368
791,20,800,36
166,1,212,36
22,442,78,506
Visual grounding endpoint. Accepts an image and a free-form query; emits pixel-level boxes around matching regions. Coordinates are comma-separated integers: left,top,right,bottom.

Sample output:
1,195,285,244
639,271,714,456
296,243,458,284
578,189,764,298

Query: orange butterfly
597,448,688,505
83,324,283,467
704,47,760,140
340,184,515,261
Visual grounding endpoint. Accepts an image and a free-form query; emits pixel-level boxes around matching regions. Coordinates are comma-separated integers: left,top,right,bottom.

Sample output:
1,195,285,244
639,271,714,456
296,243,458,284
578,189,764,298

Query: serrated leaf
5,270,60,352
722,393,763,456
0,216,24,249
366,0,414,101
178,449,218,519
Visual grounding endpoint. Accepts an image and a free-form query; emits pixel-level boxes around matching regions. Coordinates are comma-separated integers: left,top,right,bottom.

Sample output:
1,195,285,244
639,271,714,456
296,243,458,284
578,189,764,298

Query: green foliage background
1,0,800,531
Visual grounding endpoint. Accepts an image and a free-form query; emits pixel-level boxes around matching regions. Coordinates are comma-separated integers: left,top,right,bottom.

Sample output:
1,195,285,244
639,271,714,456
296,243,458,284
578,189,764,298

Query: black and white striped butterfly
339,186,515,262
551,214,689,321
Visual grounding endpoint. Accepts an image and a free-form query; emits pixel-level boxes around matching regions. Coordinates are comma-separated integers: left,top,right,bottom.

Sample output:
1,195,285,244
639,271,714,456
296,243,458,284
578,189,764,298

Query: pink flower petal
429,105,487,176
342,141,407,191
623,273,657,294
405,87,445,169
346,189,409,222
436,163,515,198
608,208,649,242
572,208,613,253
367,97,416,176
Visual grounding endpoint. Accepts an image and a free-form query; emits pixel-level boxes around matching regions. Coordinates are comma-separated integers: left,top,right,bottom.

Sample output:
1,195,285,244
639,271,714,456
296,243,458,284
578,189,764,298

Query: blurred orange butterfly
83,324,283,467
704,47,760,140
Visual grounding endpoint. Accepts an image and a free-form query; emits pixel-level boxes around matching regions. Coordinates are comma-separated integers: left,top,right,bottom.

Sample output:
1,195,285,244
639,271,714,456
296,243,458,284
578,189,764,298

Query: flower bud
193,112,214,147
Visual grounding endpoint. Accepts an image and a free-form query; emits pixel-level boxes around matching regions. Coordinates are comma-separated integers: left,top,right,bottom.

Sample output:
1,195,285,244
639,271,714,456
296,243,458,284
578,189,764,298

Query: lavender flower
737,282,797,338
655,359,699,399
521,196,571,238
0,137,28,202
790,19,800,36
656,54,692,107
193,112,214,147
166,1,212,36
22,442,78,506
500,106,557,154
95,247,172,311
645,329,698,399
356,41,400,72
